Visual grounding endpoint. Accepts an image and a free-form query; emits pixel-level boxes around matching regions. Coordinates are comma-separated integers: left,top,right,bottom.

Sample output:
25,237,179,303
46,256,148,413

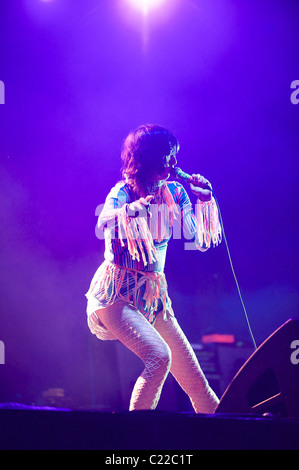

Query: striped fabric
97,180,198,272
86,180,221,339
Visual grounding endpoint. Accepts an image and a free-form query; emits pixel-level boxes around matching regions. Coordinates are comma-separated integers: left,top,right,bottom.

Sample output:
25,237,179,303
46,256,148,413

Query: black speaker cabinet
216,318,299,418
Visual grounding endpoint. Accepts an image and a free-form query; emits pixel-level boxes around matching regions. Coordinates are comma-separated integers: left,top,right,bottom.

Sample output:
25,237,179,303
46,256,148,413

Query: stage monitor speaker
216,318,299,418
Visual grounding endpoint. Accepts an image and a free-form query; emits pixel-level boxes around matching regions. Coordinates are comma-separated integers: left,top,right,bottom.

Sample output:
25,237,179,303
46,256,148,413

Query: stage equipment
216,319,299,418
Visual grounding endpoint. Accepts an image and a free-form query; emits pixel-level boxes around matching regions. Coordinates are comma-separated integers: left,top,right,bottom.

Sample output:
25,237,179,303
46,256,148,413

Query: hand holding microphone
172,167,213,200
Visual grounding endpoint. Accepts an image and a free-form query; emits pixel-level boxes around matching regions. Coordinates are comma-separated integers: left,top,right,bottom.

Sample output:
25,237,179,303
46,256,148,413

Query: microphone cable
172,167,257,350
211,189,258,351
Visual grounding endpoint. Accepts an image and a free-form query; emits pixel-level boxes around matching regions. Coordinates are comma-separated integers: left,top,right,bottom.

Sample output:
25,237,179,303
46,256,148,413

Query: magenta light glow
128,0,166,16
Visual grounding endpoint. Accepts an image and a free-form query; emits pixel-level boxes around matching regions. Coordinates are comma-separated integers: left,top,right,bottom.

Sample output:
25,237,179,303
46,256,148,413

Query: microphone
171,167,213,191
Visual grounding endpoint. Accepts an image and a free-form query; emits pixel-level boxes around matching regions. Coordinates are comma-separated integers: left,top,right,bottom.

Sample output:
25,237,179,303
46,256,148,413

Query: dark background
0,0,298,410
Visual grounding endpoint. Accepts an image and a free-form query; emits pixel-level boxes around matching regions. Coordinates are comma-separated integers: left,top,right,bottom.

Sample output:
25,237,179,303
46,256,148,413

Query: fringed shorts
85,261,174,341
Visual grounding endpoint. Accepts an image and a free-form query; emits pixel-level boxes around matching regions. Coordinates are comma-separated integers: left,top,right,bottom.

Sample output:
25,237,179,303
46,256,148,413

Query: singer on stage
86,124,222,413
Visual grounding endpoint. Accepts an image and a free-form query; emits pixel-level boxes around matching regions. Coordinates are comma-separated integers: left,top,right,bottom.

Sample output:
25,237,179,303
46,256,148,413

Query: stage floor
0,403,299,450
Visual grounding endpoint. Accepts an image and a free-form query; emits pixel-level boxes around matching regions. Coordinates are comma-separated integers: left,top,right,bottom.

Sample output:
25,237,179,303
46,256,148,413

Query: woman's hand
127,195,154,217
190,174,213,201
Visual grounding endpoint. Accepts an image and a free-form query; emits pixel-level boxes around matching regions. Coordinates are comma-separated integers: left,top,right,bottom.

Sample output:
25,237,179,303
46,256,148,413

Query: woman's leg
95,301,172,411
154,312,219,413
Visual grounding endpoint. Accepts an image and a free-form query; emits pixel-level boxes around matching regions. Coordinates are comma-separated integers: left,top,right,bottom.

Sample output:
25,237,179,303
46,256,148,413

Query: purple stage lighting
128,0,166,16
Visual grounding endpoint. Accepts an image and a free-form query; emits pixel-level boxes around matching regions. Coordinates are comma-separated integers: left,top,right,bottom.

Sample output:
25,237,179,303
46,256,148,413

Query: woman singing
86,124,222,413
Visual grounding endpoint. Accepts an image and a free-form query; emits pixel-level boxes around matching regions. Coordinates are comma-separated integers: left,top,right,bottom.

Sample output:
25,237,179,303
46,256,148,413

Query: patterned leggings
95,301,219,413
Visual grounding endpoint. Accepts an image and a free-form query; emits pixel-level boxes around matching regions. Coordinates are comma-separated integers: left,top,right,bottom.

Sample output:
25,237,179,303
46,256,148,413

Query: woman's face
151,150,178,181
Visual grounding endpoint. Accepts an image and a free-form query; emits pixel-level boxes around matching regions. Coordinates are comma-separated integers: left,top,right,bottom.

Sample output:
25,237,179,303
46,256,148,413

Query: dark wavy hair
121,124,179,196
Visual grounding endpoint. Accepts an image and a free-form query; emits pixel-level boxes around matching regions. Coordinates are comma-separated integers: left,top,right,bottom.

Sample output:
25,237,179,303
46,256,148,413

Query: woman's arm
98,187,154,231
175,180,222,252
189,173,213,202
97,184,129,232
97,184,157,264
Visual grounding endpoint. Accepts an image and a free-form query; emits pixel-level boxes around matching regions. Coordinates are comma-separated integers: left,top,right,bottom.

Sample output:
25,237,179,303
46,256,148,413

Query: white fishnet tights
96,301,219,413
155,310,219,413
